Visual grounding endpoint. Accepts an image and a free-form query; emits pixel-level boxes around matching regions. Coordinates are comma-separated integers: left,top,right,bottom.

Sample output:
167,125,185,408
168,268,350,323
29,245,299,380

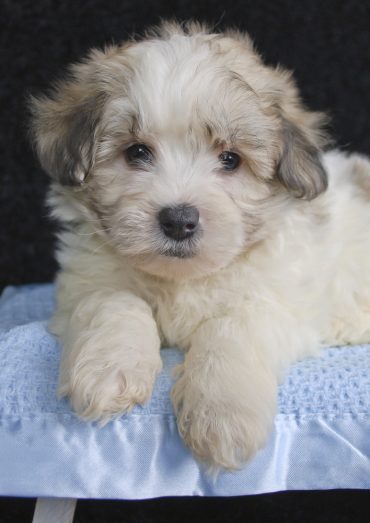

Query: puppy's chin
136,256,217,281
132,246,241,281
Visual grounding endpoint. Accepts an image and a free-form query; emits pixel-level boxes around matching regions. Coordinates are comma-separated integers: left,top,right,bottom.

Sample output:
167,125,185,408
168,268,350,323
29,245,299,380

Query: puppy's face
31,22,328,279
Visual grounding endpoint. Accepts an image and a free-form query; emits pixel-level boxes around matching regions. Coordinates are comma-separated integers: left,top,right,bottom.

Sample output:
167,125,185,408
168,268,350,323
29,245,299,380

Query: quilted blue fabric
0,284,369,499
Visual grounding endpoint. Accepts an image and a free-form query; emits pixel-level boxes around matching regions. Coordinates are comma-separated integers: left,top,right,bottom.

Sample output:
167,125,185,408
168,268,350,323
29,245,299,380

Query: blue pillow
0,284,369,499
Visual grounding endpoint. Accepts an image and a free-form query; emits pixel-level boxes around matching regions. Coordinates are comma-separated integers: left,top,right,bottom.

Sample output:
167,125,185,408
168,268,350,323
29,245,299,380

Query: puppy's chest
147,282,242,349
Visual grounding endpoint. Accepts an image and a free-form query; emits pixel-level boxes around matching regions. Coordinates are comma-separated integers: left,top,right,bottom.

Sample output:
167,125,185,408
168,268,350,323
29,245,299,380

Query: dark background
0,0,369,521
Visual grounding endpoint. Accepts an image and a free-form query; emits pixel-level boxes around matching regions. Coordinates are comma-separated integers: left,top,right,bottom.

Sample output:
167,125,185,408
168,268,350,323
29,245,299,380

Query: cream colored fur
30,22,370,470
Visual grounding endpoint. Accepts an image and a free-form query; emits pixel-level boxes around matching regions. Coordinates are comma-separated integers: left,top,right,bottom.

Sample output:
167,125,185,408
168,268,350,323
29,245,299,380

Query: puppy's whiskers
76,227,113,237
90,236,116,255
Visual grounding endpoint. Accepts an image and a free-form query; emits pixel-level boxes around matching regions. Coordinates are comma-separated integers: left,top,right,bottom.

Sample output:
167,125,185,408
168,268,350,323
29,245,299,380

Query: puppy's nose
158,205,200,241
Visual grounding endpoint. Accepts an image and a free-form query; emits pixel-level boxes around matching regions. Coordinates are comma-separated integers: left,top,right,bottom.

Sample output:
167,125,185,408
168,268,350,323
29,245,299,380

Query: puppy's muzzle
158,204,200,241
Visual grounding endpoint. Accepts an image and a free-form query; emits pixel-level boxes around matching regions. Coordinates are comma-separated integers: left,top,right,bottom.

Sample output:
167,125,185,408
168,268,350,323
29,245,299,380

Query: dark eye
125,143,153,165
218,151,241,171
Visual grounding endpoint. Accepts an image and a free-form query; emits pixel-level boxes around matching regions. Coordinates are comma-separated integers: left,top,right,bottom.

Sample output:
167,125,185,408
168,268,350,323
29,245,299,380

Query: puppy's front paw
60,346,162,423
171,366,276,470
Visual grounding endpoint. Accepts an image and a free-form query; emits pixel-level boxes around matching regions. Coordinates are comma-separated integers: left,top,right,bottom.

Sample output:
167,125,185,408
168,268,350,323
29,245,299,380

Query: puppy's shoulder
323,149,370,198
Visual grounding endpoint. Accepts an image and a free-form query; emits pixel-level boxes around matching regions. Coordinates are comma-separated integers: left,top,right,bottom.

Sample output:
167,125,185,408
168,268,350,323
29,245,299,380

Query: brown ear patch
277,120,328,200
30,69,107,186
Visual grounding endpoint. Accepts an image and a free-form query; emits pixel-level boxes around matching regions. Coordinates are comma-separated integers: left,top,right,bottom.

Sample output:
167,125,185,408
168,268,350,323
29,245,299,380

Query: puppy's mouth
158,238,198,259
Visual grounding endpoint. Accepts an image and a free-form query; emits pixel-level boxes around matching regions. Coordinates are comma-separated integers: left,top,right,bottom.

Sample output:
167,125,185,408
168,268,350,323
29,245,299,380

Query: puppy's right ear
29,54,107,186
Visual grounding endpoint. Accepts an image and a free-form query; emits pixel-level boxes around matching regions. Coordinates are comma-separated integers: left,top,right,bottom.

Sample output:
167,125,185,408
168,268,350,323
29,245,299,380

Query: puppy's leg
171,314,316,470
55,289,162,422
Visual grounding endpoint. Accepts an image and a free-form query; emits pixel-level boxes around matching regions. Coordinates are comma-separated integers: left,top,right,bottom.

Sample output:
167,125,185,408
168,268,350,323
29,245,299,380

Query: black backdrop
0,1,370,521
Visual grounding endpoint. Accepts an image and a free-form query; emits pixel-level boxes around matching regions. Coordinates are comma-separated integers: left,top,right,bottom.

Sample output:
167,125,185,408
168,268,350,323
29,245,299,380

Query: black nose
158,205,200,241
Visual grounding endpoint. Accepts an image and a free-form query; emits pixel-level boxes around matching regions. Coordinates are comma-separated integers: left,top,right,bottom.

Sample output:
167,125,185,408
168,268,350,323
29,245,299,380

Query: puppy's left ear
277,114,328,200
277,112,328,200
29,50,108,186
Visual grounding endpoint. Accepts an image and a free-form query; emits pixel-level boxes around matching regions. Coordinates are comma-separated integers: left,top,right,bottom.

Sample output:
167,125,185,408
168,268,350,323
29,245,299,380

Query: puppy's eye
219,151,241,171
125,144,153,165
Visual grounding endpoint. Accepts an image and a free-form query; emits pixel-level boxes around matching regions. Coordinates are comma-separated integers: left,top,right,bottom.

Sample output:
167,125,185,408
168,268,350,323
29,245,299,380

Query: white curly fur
31,22,370,470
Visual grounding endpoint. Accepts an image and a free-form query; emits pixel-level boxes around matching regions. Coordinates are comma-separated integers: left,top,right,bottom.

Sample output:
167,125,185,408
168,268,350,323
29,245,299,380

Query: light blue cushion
0,284,369,499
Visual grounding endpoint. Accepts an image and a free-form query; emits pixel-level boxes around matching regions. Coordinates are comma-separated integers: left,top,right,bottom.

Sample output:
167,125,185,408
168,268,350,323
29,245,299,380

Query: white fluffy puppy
31,21,370,470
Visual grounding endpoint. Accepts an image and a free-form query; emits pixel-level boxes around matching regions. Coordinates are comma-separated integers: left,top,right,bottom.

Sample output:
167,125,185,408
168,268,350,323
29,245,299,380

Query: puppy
30,21,370,470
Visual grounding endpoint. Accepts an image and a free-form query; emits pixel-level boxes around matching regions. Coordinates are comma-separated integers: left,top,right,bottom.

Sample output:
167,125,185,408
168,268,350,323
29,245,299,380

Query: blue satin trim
0,285,369,498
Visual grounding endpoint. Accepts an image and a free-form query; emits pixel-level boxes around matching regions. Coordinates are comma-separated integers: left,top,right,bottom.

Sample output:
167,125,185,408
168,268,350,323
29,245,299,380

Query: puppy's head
31,21,329,280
